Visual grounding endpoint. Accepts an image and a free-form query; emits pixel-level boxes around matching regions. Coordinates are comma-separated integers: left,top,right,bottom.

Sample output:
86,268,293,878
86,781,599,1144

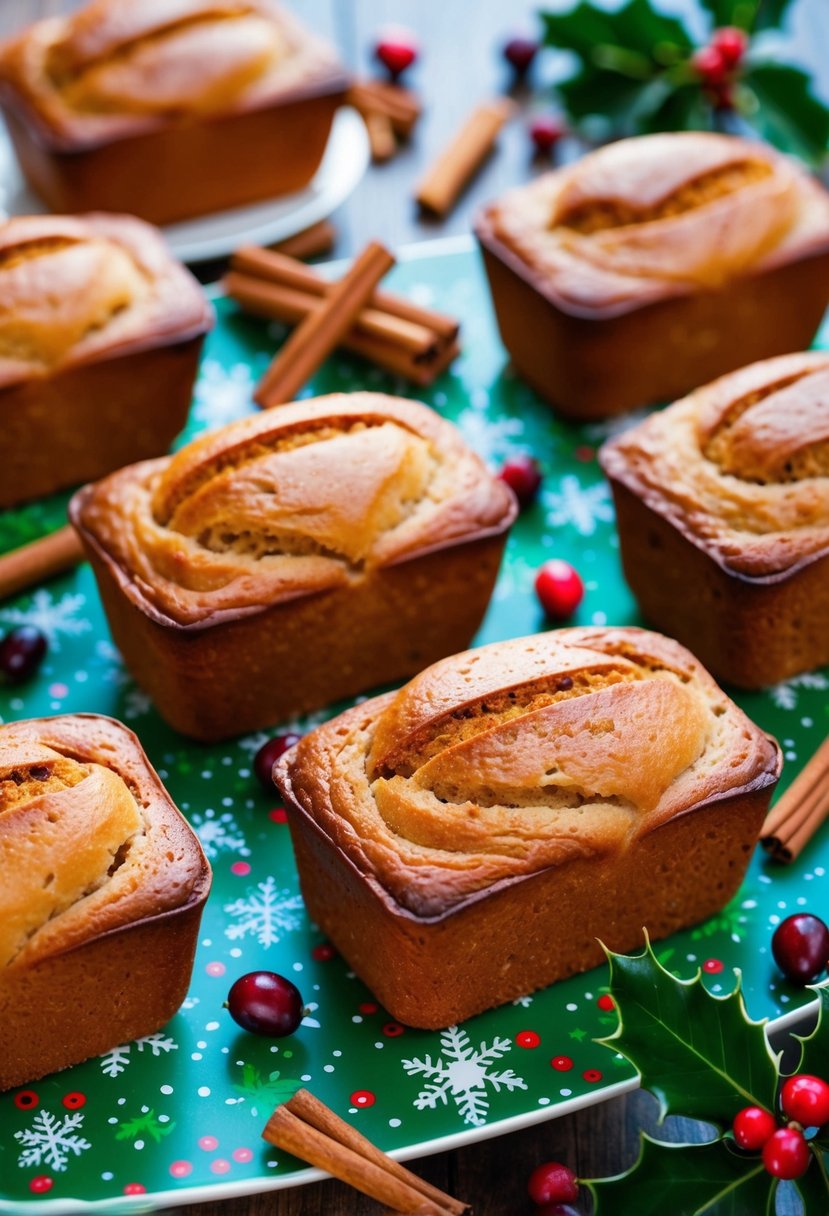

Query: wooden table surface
1,1,827,1212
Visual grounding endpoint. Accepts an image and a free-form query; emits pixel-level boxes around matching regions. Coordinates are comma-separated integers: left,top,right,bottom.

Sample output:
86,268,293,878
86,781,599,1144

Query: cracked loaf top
480,132,829,315
70,392,517,628
599,351,829,579
0,714,210,971
276,627,780,919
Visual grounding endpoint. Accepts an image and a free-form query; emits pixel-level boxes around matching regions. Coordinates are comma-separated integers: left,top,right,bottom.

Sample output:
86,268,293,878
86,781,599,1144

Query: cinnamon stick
365,108,397,162
286,1089,468,1216
0,526,85,600
415,98,515,217
272,219,336,260
348,79,422,138
761,735,829,862
254,241,395,408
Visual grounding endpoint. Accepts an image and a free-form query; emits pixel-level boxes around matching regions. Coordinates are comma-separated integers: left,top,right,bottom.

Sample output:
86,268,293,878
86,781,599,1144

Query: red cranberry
780,1075,829,1128
0,625,47,684
225,971,304,1037
733,1106,777,1150
254,733,301,792
529,114,566,154
374,29,418,80
498,455,543,509
535,560,584,620
528,1161,579,1205
772,914,829,984
691,45,728,86
762,1127,811,1179
503,36,539,76
711,26,748,67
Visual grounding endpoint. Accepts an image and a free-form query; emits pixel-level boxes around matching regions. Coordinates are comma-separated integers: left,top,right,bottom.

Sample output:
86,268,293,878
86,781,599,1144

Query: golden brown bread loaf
275,626,780,1028
0,0,348,223
599,351,829,689
475,132,829,419
0,714,211,1091
70,392,517,741
0,211,212,508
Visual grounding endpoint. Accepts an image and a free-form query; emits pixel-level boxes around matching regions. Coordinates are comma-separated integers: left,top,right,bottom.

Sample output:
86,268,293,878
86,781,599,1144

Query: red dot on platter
350,1090,376,1108
583,1069,603,1083
516,1030,541,1049
29,1178,52,1194
269,807,288,823
550,1056,573,1071
62,1092,86,1110
597,994,615,1011
703,959,724,974
311,943,336,962
123,1183,147,1195
383,1022,405,1037
359,1003,379,1015
14,1090,38,1110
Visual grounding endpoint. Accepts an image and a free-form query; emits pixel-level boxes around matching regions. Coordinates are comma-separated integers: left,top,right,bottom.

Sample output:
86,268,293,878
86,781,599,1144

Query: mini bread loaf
600,352,829,689
0,211,212,508
275,627,780,1028
475,132,829,419
0,714,211,1091
0,0,348,224
70,393,517,742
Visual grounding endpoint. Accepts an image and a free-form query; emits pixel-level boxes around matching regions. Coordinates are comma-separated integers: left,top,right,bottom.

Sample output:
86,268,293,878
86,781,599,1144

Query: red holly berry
529,115,566,154
498,455,543,509
710,26,748,68
761,1127,811,1179
733,1105,777,1151
254,733,301,792
0,626,47,684
503,35,539,76
691,45,728,87
780,1075,829,1129
528,1161,579,1205
225,971,304,1037
772,914,829,985
374,29,418,80
535,560,584,620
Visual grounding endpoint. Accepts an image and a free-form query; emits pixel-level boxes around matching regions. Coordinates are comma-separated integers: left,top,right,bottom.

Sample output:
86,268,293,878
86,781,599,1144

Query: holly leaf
587,1135,776,1215
597,940,779,1125
696,0,794,31
790,981,829,1079
742,62,829,164
541,0,693,68
792,1147,829,1211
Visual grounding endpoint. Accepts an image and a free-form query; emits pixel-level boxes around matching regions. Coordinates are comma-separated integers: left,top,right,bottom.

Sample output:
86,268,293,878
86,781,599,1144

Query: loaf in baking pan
0,0,348,224
0,212,212,508
0,713,211,1091
275,626,780,1028
600,351,829,689
475,132,829,419
70,392,517,741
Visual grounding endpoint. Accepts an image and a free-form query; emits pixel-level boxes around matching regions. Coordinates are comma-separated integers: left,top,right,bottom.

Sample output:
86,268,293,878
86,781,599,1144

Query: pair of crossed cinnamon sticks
264,1088,469,1214
762,734,829,862
348,79,422,163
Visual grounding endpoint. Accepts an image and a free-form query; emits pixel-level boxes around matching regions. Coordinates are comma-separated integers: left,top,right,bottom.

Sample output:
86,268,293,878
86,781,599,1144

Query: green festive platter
0,237,827,1213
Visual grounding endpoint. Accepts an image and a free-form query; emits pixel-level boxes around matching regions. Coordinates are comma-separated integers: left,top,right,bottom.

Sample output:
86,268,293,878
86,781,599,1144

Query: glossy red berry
761,1127,811,1180
692,45,728,86
374,29,418,80
780,1074,829,1129
772,914,829,984
503,36,539,76
711,26,748,67
498,455,543,509
254,733,302,792
535,560,584,621
529,115,566,154
528,1161,579,1205
225,971,304,1037
0,625,47,684
732,1106,777,1150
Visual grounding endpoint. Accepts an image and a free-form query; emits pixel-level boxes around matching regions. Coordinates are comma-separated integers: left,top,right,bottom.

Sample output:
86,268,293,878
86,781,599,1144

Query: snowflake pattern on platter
402,1025,527,1127
99,1032,177,1078
191,808,250,859
224,875,304,947
768,671,829,711
0,590,91,650
542,475,614,538
15,1111,91,1172
192,358,255,428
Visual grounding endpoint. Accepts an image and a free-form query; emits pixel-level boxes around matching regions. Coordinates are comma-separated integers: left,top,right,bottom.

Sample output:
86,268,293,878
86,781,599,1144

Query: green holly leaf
793,1147,829,1211
790,982,829,1078
742,62,829,164
542,0,693,69
587,1135,776,1215
598,940,779,1125
696,0,794,32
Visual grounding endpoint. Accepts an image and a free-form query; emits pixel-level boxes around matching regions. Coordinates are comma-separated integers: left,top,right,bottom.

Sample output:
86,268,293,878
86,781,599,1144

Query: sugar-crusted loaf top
70,392,517,627
0,212,211,387
599,351,829,578
276,627,779,918
0,714,210,970
481,132,829,314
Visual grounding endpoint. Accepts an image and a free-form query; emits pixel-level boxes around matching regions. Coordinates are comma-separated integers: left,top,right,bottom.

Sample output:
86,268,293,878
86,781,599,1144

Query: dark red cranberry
503,36,539,76
711,26,748,67
772,914,829,984
225,971,304,1037
254,733,302,792
762,1127,811,1179
374,29,418,80
498,455,542,509
733,1105,776,1150
528,1161,579,1205
0,626,47,684
780,1075,829,1128
691,45,728,86
535,560,584,621
529,114,566,154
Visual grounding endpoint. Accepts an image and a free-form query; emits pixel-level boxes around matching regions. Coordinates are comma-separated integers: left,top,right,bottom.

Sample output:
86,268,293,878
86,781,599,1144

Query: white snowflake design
769,671,829,711
402,1025,527,1127
191,808,250,859
582,407,650,443
455,408,525,463
193,359,255,428
0,590,91,650
512,993,534,1009
15,1110,91,1172
224,875,304,947
99,1032,177,1078
543,475,614,537
121,687,152,720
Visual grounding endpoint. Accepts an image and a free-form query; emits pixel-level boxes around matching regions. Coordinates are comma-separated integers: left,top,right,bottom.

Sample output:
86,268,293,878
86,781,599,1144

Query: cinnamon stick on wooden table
415,98,515,217
271,219,336,260
761,734,829,862
0,526,85,601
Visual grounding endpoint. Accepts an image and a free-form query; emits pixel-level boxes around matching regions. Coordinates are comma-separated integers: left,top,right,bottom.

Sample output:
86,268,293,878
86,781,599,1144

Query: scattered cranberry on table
732,1105,777,1151
0,625,47,684
225,971,305,1038
527,1161,579,1206
254,732,302,793
780,1074,829,1128
761,1126,811,1180
529,115,566,155
374,28,419,80
535,560,584,621
498,454,543,509
771,913,829,985
502,35,539,77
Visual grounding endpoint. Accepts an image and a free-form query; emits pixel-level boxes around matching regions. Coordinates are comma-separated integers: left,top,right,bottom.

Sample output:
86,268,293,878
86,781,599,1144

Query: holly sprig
586,941,829,1215
540,0,829,164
